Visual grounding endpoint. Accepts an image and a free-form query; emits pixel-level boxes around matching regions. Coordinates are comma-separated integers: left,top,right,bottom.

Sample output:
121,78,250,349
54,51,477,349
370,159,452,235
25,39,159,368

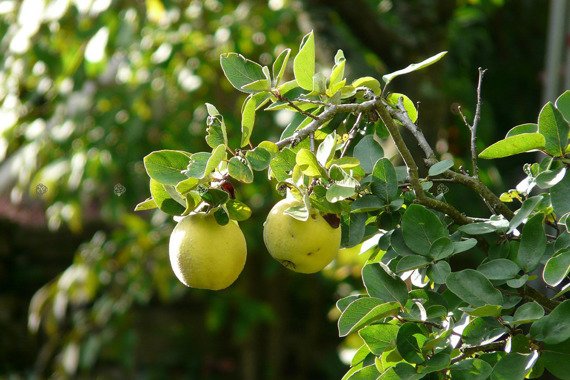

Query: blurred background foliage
0,0,556,378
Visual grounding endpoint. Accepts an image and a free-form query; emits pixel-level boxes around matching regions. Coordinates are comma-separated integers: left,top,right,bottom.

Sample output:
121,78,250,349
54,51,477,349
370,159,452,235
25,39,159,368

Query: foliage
139,30,570,378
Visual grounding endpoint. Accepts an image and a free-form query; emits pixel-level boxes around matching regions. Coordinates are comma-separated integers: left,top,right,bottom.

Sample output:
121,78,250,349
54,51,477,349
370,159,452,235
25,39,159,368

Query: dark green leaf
200,188,229,207
542,340,570,380
463,317,507,346
428,159,454,176
418,349,450,374
513,302,544,326
460,304,503,317
336,294,360,313
477,259,521,280
491,353,534,380
453,238,478,254
428,237,454,260
458,222,499,235
371,158,398,202
401,204,448,256
362,263,408,306
351,195,385,212
395,255,430,273
354,135,384,173
450,358,493,380
338,298,400,337
293,31,315,91
508,195,543,233
530,300,570,344
427,261,451,284
446,269,503,307
517,213,546,272
342,213,367,248
149,179,185,215
213,207,229,225
395,322,425,364
551,173,570,217
478,133,545,159
538,102,569,157
144,150,191,185
220,53,266,93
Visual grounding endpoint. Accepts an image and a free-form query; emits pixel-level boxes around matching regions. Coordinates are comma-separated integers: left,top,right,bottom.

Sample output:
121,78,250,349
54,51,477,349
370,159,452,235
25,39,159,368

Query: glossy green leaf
508,195,543,233
512,302,544,326
149,179,185,215
220,53,266,93
362,263,408,306
184,152,211,178
477,259,521,280
144,150,191,185
213,207,230,225
293,31,315,91
338,298,400,337
517,213,546,272
346,364,380,380
359,324,399,355
401,204,448,256
446,269,503,307
382,51,447,86
353,135,384,173
134,197,157,211
530,300,570,344
460,304,503,317
352,76,382,95
296,148,325,177
538,102,569,157
478,133,545,159
337,295,360,313
536,167,567,189
199,188,229,207
428,159,454,176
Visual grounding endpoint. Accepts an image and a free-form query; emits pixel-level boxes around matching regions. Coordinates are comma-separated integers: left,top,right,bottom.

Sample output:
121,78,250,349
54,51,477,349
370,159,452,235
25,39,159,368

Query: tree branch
340,112,363,157
450,340,506,365
470,68,487,178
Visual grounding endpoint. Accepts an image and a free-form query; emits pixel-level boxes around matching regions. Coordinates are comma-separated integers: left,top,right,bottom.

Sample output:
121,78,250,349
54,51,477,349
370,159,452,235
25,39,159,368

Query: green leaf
351,195,385,212
346,364,380,380
353,135,384,173
175,177,199,195
200,188,229,207
382,51,447,86
556,90,570,121
419,349,451,374
453,238,478,254
371,158,398,202
508,195,543,233
450,358,493,380
342,213,367,248
283,203,309,222
220,53,266,93
241,78,271,92
316,132,336,167
446,269,503,307
386,93,418,123
551,172,570,217
401,204,448,256
241,95,257,147
536,166,567,189
296,148,326,177
351,76,382,95
427,261,451,284
134,197,157,211
512,302,544,326
213,207,229,225
378,362,421,380
491,353,534,380
516,213,546,272
269,148,296,181
338,298,400,337
463,317,507,346
293,31,315,91
538,102,569,157
144,150,191,185
478,133,545,159
460,304,503,317
149,179,185,215
541,340,570,380
326,173,358,203
505,123,538,137
245,147,273,171
359,324,399,355
543,249,570,287
184,152,211,178
458,222,498,235
428,159,454,176
395,255,431,273
362,263,408,306
272,48,291,86
226,199,251,221
477,259,521,280
530,300,570,344
228,156,254,183
395,322,425,364
337,295,360,313
428,237,454,260
205,104,228,148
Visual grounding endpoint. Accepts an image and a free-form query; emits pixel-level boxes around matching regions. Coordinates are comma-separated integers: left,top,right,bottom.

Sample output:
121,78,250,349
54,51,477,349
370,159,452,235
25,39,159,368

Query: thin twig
471,68,487,178
272,91,319,121
297,97,331,106
340,112,363,157
310,132,315,152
